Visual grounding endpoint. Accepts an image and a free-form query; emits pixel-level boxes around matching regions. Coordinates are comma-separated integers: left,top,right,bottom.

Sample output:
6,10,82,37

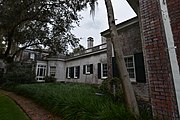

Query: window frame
124,55,136,82
101,63,108,79
36,63,47,82
67,67,71,79
50,66,56,77
66,66,80,79
30,53,35,60
86,64,91,75
74,66,79,78
83,64,93,75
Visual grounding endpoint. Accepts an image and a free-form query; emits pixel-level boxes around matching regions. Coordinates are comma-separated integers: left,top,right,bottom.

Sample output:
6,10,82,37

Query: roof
101,17,138,36
126,0,139,14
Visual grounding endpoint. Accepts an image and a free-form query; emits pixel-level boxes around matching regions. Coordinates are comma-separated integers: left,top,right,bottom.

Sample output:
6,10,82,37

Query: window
74,66,80,78
30,53,35,60
50,66,56,77
83,64,93,75
98,63,107,79
124,56,135,82
66,66,80,79
86,64,91,74
36,64,46,81
102,63,108,78
67,67,73,78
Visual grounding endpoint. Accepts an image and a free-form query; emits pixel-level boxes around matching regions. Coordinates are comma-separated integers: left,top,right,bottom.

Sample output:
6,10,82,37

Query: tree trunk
104,0,139,116
4,37,12,57
4,28,15,58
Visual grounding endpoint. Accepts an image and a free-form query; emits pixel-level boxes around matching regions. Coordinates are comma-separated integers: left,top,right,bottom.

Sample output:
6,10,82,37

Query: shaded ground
0,90,61,120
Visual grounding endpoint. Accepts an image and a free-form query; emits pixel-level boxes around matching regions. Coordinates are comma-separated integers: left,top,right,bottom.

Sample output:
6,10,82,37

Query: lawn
0,93,30,120
3,83,152,120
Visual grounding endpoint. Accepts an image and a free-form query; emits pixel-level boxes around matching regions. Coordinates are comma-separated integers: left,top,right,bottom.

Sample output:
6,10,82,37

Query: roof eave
126,0,139,14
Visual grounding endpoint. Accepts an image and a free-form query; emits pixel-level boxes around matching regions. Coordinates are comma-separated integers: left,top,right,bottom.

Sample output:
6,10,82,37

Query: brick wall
102,18,142,56
118,22,142,56
139,0,179,119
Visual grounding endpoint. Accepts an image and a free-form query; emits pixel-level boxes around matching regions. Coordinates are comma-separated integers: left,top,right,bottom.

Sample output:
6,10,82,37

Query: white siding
48,60,65,82
65,52,107,84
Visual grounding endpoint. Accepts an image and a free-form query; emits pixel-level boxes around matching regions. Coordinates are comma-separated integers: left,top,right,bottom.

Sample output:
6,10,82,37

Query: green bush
2,62,36,84
0,69,5,84
10,83,136,120
138,101,153,120
100,77,124,101
45,76,56,83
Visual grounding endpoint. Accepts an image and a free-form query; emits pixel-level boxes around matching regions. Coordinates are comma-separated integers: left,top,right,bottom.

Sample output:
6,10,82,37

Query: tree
104,0,139,116
0,0,92,62
87,0,140,116
72,44,85,54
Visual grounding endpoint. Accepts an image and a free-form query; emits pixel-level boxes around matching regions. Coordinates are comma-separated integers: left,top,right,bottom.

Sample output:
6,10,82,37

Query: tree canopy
0,0,96,62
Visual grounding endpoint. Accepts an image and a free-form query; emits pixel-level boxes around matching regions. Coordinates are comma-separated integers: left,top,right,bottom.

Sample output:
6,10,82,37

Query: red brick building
127,0,180,119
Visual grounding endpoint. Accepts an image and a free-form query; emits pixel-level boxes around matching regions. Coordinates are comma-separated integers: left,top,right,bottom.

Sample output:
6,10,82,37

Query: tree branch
12,42,42,59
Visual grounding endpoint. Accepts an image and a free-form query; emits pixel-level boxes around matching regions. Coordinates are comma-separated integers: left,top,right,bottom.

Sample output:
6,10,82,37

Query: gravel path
0,90,61,120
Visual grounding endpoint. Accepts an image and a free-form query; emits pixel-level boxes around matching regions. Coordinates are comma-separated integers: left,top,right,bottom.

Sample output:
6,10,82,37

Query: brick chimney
87,37,94,48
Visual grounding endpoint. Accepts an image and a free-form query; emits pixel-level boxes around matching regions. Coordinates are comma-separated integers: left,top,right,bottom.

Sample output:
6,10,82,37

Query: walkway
0,90,61,120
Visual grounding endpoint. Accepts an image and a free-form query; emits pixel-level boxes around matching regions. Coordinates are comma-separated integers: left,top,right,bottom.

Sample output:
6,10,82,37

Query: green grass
0,93,30,120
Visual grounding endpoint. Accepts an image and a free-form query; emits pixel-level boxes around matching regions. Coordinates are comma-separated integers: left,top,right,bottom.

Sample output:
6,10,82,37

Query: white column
159,0,180,115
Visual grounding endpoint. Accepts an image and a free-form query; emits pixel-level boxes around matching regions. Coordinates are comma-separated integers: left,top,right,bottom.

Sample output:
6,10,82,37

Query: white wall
65,52,107,84
47,60,65,82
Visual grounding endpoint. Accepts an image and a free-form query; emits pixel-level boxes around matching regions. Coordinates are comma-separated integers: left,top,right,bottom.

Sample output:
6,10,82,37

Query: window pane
68,68,71,78
75,67,79,77
30,53,35,60
128,62,133,67
37,69,40,76
124,56,135,79
127,69,135,78
39,68,43,76
102,64,107,77
50,66,56,77
37,64,46,77
86,65,91,73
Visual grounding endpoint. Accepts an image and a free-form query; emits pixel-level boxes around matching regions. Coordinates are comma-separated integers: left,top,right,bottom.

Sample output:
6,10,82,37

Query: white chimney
87,37,94,48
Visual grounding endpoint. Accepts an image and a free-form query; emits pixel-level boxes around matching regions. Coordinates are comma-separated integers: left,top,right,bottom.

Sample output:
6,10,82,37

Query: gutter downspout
159,0,180,116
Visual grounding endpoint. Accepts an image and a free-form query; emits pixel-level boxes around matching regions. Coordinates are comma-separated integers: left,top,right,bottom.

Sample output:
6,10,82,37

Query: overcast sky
72,0,137,48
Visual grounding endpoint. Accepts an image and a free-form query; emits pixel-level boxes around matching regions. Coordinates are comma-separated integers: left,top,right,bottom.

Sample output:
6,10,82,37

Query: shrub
138,100,153,120
100,77,124,101
10,83,136,120
0,68,5,84
45,76,56,83
2,62,36,84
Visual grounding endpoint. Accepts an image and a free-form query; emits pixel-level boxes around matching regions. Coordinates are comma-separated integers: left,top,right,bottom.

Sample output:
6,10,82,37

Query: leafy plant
2,62,36,84
45,76,56,83
8,83,137,120
100,77,124,101
3,83,152,120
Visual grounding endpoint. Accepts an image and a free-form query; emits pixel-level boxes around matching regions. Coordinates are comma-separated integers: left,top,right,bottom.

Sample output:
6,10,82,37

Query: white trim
160,0,180,115
50,66,56,77
36,63,47,82
124,55,136,82
101,63,108,79
74,66,78,78
86,64,91,74
30,53,35,60
67,67,71,78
